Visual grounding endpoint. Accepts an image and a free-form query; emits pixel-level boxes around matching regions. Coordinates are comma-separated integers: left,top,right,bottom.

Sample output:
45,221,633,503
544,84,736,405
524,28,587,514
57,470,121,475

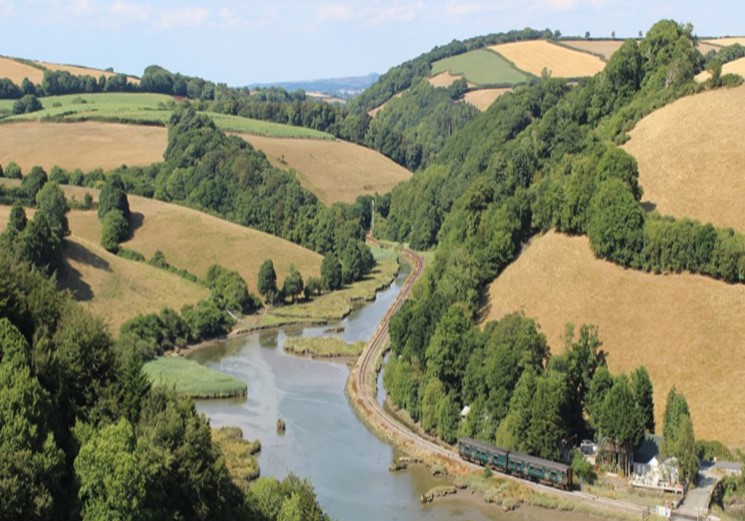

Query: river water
191,267,588,521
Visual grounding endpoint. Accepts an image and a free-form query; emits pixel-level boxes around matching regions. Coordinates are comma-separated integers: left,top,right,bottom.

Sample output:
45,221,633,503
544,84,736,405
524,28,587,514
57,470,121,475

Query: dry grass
697,42,724,55
462,88,511,111
0,56,44,84
489,40,605,77
695,56,745,82
368,91,404,118
36,61,140,84
559,40,626,60
427,71,464,88
235,134,411,205
0,203,208,333
0,122,167,172
703,37,745,47
623,85,745,233
483,231,745,446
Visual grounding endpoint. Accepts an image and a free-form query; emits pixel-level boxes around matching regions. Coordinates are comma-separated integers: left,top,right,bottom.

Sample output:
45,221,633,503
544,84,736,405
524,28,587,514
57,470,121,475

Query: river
190,266,589,521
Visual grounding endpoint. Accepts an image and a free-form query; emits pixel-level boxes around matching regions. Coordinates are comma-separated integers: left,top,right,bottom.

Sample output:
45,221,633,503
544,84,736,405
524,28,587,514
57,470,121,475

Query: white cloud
316,3,352,23
368,0,423,24
217,5,277,30
446,2,490,16
0,0,12,17
315,1,423,26
67,0,97,16
108,0,150,22
153,6,209,30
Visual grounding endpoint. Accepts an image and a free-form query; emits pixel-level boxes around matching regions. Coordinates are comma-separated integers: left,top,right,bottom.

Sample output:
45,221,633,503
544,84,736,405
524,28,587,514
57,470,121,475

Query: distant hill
248,72,379,100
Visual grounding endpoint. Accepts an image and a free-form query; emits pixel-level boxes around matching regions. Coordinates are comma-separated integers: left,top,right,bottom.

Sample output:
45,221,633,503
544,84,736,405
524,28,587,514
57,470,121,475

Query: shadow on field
127,212,145,240
641,201,657,212
57,240,111,301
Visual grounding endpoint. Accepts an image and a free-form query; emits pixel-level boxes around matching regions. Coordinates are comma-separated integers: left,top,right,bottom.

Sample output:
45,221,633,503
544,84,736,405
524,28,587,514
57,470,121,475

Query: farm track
347,241,649,518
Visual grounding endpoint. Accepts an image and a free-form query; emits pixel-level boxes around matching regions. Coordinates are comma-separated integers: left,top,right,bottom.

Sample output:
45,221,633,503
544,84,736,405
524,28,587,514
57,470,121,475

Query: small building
631,434,683,493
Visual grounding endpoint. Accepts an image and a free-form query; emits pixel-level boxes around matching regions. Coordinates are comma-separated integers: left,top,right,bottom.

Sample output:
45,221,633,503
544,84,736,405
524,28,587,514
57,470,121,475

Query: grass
489,40,606,78
283,336,365,358
431,49,528,86
143,356,247,399
212,427,261,488
235,134,411,205
483,230,745,446
623,85,745,233
0,92,333,139
0,121,167,173
462,88,511,111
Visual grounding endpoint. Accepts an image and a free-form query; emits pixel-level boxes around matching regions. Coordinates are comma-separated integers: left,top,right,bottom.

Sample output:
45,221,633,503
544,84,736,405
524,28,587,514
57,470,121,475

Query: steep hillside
623,85,745,233
0,204,208,333
235,134,411,204
489,40,606,77
0,121,166,172
462,88,511,111
484,231,745,445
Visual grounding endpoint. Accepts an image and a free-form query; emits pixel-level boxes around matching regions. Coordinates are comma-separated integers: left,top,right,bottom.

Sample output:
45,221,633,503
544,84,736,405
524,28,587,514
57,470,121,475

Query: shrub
12,94,42,114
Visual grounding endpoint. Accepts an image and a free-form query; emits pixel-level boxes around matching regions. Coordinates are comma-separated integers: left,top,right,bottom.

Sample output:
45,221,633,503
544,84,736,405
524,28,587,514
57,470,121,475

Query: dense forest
379,20,742,474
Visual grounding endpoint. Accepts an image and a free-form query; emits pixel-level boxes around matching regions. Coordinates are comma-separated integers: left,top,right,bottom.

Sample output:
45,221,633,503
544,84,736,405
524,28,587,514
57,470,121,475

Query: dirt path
346,242,649,518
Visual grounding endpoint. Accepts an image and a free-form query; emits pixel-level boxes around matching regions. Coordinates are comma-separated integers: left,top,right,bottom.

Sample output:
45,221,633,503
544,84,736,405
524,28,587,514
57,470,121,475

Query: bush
5,161,22,179
12,94,42,114
101,209,129,252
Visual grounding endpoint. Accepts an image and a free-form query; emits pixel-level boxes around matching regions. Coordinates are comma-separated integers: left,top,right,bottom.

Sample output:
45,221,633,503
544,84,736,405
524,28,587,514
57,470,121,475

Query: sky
1,0,743,85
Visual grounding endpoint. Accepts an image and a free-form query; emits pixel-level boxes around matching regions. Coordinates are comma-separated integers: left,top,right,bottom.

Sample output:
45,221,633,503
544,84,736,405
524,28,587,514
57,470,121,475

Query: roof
634,434,664,464
458,438,508,455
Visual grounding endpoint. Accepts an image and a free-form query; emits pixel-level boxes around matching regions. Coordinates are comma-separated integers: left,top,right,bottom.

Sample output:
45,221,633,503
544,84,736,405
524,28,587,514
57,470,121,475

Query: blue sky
1,1,743,84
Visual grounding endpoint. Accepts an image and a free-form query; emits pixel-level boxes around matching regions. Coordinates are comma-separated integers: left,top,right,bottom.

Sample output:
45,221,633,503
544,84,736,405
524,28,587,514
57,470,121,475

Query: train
458,437,573,490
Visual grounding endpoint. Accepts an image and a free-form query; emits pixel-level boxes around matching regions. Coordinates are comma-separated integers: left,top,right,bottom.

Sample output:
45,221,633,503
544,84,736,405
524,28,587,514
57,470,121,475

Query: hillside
483,231,745,446
463,88,511,111
431,49,528,85
695,56,745,82
235,134,412,205
0,204,208,333
623,85,745,233
559,39,625,60
489,40,606,78
0,55,137,85
0,121,166,172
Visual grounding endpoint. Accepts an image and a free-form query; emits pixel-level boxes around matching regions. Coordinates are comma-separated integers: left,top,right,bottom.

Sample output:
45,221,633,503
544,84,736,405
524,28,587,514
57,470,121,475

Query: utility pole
371,198,375,239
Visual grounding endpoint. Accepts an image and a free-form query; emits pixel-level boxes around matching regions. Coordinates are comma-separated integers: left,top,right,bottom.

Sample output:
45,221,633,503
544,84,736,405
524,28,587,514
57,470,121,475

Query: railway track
347,242,649,517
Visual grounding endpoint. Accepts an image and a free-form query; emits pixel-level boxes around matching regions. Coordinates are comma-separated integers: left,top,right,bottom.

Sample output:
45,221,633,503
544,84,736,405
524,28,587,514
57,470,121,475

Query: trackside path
345,243,649,518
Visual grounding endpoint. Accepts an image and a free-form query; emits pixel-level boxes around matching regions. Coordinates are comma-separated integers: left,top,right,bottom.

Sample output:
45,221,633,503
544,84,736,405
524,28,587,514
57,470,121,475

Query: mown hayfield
559,39,626,60
489,40,605,77
36,60,140,84
0,56,44,84
623,85,745,233
143,357,247,398
0,121,166,172
236,134,411,204
0,203,208,333
703,37,745,47
431,49,528,86
695,56,745,82
484,231,745,446
427,71,465,88
61,190,323,295
0,92,332,139
463,88,511,111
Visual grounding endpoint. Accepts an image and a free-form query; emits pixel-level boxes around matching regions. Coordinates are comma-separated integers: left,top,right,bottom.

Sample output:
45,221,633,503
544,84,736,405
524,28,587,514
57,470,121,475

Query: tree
587,365,613,427
420,377,446,433
205,264,257,314
668,413,699,484
74,419,146,521
98,174,131,221
436,393,460,444
5,161,21,179
320,255,342,291
595,375,645,473
7,201,27,233
101,209,129,252
35,181,70,239
282,266,304,303
631,366,655,433
425,304,473,396
304,277,323,299
525,372,569,460
585,31,591,39
340,241,363,284
12,94,42,114
257,259,278,304
21,166,47,198
663,386,690,447
587,178,644,266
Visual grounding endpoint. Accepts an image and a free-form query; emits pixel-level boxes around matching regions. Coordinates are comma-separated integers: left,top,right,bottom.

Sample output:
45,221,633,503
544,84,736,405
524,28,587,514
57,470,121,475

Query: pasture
463,88,511,111
0,92,332,139
143,356,247,399
0,121,167,172
623,85,745,233
483,231,745,446
236,134,411,204
431,49,528,86
0,202,209,333
559,39,626,60
489,40,605,78
0,56,44,84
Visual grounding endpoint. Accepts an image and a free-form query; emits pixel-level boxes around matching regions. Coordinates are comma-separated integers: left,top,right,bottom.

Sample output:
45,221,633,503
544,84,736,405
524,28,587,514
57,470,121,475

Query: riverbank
143,356,247,398
283,336,365,358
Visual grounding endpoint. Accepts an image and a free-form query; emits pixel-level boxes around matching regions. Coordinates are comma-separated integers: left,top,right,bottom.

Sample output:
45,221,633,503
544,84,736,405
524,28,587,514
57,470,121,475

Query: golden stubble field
623,85,745,233
463,88,511,111
236,134,412,205
427,71,464,88
0,204,208,334
489,40,606,77
0,122,167,172
484,231,745,446
0,56,44,84
695,56,745,82
559,40,625,60
37,61,140,84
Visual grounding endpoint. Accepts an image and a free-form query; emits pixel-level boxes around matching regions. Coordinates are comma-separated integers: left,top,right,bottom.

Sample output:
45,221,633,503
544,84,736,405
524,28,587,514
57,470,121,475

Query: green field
0,92,333,139
283,336,365,358
143,356,247,399
431,49,529,86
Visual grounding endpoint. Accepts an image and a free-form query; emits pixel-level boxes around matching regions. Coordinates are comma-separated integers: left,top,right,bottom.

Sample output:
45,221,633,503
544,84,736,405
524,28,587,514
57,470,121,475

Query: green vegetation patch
212,426,261,488
283,336,365,358
143,356,247,399
431,49,529,86
0,92,333,139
